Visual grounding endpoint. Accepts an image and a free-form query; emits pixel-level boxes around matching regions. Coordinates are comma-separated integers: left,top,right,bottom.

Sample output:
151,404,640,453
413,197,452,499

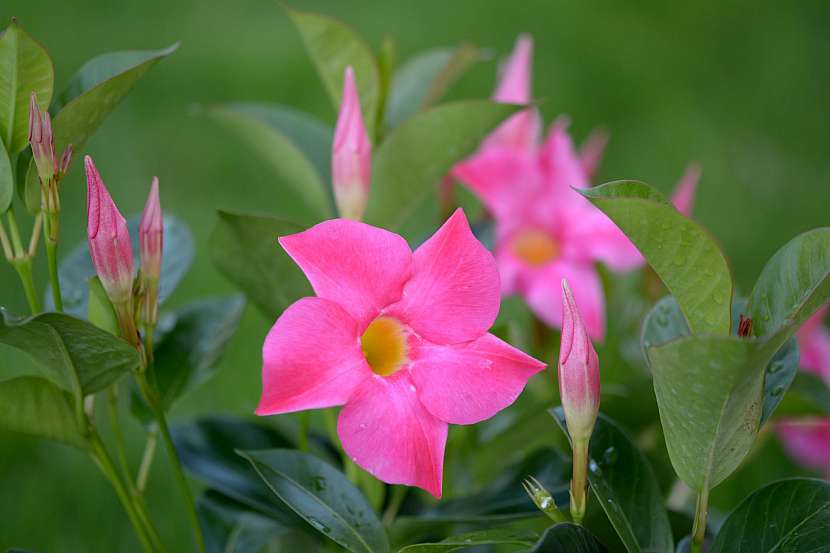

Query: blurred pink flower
332,66,372,220
671,163,701,218
777,306,830,477
256,209,545,497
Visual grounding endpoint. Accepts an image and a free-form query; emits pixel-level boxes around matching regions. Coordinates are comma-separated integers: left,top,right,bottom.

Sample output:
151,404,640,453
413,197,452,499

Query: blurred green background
1,0,828,550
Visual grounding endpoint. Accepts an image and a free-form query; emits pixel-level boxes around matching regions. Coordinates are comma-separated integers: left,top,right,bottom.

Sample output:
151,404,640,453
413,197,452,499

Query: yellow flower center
361,317,409,377
512,229,560,266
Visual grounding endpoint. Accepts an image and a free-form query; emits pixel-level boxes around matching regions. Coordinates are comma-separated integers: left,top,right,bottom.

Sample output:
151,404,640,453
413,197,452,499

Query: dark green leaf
131,295,245,421
0,310,140,396
776,372,830,417
0,20,54,155
528,523,609,553
398,528,537,552
551,408,673,553
286,7,379,135
241,448,389,553
209,210,310,319
49,214,194,316
710,478,830,553
0,377,86,448
206,103,332,222
580,181,733,335
385,44,482,129
0,141,12,213
365,100,520,242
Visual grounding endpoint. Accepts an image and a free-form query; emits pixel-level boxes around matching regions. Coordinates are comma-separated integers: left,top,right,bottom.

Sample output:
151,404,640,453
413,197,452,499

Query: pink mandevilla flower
453,34,701,340
777,306,830,477
256,209,546,497
332,66,372,220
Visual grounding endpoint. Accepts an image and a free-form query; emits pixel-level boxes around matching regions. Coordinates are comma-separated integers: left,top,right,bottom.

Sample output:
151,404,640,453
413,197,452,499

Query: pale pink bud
139,177,163,282
85,155,134,305
671,163,701,217
59,144,73,175
486,34,540,151
558,279,600,441
28,91,57,181
332,66,371,220
579,128,610,181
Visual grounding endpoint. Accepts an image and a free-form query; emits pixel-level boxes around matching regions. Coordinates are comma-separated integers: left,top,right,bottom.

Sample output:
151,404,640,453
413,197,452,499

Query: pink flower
578,128,609,181
777,306,830,477
85,156,134,305
671,163,701,218
256,209,546,497
558,279,600,441
139,177,163,326
332,66,372,220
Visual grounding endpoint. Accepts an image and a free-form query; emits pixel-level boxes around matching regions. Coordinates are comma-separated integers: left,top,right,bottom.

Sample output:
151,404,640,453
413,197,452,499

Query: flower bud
59,144,73,176
28,91,57,182
522,476,566,523
672,163,701,217
85,155,134,307
332,66,371,220
139,177,163,327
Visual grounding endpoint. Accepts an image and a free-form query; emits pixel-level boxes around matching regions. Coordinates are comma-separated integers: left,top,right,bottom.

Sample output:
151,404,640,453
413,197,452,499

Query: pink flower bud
28,91,57,181
672,163,701,217
85,155,134,306
139,177,163,282
558,279,600,441
332,66,371,220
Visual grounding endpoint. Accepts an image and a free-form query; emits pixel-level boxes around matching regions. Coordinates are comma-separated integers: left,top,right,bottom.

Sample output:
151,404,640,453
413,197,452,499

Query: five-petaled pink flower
256,209,546,497
453,34,700,340
777,306,830,478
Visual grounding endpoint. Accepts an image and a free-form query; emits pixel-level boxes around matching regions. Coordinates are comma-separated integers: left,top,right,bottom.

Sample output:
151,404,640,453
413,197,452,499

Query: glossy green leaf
241,448,389,553
580,181,733,335
0,142,12,213
206,103,332,222
0,310,140,396
0,377,86,448
286,7,379,135
0,20,54,155
551,408,672,553
131,295,245,422
748,227,830,340
48,214,194,316
528,523,608,553
86,276,119,336
209,210,310,319
398,528,538,552
385,44,482,129
710,478,830,553
365,100,520,241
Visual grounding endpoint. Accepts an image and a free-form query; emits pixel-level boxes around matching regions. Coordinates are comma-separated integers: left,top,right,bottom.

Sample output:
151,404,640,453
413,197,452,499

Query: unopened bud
332,66,371,220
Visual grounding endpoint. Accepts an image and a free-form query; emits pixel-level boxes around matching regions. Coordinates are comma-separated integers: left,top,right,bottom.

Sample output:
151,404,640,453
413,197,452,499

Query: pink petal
386,209,500,344
671,163,701,217
409,332,546,425
578,128,609,182
483,109,542,153
797,306,830,384
524,260,605,341
338,371,447,497
539,118,590,195
280,219,412,328
777,419,830,477
563,206,644,272
494,243,530,294
256,297,370,415
493,34,533,105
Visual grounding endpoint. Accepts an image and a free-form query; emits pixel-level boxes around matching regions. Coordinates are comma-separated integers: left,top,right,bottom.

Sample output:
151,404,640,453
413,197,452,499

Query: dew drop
602,446,618,466
771,385,785,397
768,361,784,374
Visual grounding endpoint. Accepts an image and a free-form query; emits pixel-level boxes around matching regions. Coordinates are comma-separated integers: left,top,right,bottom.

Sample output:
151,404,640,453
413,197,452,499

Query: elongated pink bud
332,66,371,220
487,34,540,151
139,177,163,327
85,156,134,306
672,163,701,217
29,91,57,181
579,128,610,181
558,279,600,441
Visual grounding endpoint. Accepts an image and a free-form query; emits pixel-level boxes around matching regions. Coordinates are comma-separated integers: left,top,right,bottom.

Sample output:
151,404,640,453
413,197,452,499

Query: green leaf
528,523,609,553
648,335,770,491
385,44,482,130
551,409,673,553
206,103,332,222
49,214,194,316
0,376,86,448
748,227,830,340
580,181,733,335
397,528,538,552
0,19,54,155
131,295,245,421
776,372,830,417
87,276,119,336
0,141,12,213
241,448,389,553
364,100,520,241
710,478,830,553
286,7,379,135
0,310,140,397
209,210,310,318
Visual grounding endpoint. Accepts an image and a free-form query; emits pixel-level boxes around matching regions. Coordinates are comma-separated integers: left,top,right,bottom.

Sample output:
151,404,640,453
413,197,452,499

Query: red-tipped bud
85,156,134,306
332,66,371,220
139,177,163,327
486,34,540,151
671,163,701,217
28,91,57,181
558,279,600,441
578,128,610,181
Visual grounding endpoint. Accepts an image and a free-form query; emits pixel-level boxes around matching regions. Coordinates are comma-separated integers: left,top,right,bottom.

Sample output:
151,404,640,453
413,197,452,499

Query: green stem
569,437,589,525
137,427,158,493
138,372,206,553
46,235,63,311
108,387,134,488
13,258,41,314
382,485,407,526
691,488,709,553
297,411,310,452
